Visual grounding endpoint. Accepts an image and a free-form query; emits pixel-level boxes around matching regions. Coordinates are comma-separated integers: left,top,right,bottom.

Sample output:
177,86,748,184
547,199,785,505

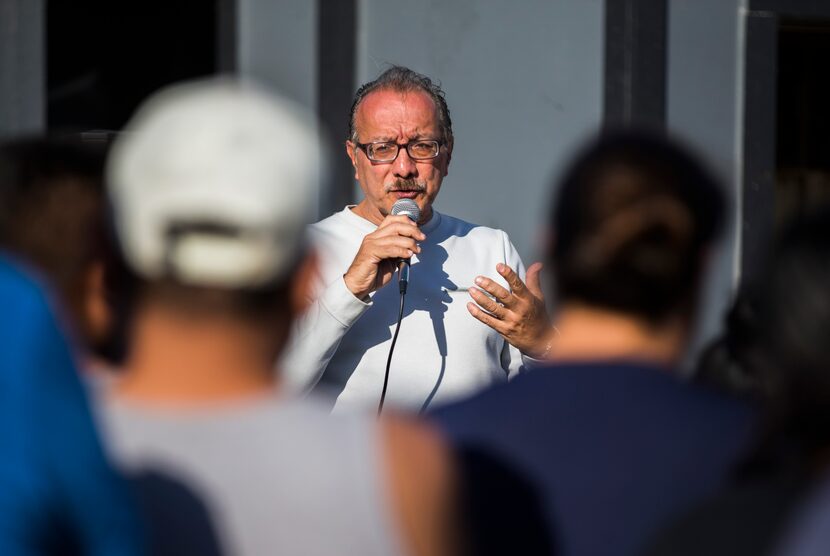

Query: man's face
347,89,451,225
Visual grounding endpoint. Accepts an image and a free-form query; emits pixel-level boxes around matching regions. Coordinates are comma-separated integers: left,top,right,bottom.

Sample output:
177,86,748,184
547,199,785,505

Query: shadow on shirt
457,446,555,556
128,470,223,556
328,224,466,411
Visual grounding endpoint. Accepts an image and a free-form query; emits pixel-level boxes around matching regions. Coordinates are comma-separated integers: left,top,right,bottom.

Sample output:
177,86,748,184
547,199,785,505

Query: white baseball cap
107,77,324,288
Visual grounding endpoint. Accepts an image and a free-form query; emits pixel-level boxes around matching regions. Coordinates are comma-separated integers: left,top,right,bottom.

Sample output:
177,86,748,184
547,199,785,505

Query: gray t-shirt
95,392,401,556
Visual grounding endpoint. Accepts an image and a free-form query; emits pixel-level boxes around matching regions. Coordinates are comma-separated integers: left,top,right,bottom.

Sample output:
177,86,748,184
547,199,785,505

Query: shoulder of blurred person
381,413,463,556
433,359,757,556
386,409,551,556
97,379,461,556
0,255,143,555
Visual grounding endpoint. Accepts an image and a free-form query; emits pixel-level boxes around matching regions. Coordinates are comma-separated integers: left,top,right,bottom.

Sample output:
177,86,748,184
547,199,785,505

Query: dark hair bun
550,130,724,324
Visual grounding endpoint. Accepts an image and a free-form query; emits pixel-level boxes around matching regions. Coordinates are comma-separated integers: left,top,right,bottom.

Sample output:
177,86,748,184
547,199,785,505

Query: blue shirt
432,361,757,556
0,258,142,555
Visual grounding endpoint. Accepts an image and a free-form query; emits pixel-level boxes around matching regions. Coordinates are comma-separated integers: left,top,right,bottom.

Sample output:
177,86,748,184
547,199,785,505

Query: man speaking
285,66,551,413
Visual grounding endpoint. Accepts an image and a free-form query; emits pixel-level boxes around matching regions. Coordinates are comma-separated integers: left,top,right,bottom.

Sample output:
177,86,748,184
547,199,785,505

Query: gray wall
236,0,322,214
667,0,747,358
357,0,605,264
0,0,44,137
236,0,317,111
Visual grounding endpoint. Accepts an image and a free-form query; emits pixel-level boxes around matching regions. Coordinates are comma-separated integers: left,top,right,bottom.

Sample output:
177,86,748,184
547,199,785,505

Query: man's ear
346,141,359,180
290,250,320,318
83,260,112,346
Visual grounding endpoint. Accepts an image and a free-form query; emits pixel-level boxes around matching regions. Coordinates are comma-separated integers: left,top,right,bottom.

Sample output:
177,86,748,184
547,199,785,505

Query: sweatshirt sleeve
499,231,529,379
280,274,372,392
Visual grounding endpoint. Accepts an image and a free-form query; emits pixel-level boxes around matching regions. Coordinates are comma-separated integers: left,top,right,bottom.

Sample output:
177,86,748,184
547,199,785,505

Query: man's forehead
355,89,440,137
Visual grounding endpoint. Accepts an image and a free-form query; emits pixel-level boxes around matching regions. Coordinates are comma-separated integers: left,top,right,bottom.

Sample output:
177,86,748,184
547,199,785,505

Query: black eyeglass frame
354,139,444,162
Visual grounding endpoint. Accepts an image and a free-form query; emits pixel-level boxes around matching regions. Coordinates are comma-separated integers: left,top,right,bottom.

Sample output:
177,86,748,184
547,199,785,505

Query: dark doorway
742,1,830,282
776,20,830,231
46,1,223,132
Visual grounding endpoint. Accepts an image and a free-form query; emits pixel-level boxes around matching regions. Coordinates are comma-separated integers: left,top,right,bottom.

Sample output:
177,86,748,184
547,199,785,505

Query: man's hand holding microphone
344,203,425,300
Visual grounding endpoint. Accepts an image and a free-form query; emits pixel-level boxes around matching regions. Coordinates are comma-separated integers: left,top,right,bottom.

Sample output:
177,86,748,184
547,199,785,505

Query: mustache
385,179,426,192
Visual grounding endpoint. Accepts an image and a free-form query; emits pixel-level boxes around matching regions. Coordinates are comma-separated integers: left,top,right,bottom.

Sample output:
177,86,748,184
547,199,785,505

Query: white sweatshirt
283,206,527,413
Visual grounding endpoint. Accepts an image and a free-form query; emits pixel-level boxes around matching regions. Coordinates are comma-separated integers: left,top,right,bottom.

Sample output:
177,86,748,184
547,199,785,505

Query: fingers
468,287,506,319
466,302,509,335
474,264,529,307
368,236,421,261
525,262,545,300
374,221,426,242
378,214,415,228
496,263,526,296
345,217,423,299
363,219,424,262
469,263,552,355
474,275,512,305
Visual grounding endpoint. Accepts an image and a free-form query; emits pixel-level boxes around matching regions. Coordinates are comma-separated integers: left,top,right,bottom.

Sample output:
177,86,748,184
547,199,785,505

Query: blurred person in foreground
0,257,141,555
98,78,458,556
646,208,830,556
0,137,125,371
431,130,758,556
284,65,550,413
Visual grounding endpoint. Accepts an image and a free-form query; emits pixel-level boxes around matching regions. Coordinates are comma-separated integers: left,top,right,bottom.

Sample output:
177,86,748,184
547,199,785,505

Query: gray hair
348,66,454,149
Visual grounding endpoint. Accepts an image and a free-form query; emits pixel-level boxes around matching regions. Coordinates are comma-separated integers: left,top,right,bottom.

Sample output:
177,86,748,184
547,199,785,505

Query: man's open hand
344,214,426,299
467,262,552,357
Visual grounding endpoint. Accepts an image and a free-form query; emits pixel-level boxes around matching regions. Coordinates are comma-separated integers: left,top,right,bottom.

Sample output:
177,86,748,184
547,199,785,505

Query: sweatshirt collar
341,205,442,234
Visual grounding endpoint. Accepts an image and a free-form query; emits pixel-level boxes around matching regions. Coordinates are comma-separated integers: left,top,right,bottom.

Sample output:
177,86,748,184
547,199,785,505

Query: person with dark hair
753,210,830,453
694,289,764,396
97,78,459,556
645,208,830,556
431,130,758,556
0,257,142,556
283,65,550,413
0,136,125,368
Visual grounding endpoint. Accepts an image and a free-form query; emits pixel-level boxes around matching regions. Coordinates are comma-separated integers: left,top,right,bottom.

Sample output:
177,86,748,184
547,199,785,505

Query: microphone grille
391,198,421,222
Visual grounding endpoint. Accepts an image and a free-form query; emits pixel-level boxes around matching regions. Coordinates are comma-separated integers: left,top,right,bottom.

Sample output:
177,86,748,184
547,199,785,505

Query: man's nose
393,147,417,178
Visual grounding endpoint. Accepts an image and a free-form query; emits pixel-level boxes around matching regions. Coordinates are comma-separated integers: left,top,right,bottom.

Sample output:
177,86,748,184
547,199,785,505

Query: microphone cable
377,279,407,416
377,198,419,416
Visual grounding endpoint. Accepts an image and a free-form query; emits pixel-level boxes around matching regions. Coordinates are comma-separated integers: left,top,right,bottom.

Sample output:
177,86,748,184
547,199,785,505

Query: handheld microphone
378,198,420,416
391,198,421,294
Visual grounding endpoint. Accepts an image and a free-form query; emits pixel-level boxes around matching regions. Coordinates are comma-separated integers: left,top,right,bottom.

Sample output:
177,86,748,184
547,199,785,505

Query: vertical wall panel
237,0,316,110
0,0,44,137
667,0,747,364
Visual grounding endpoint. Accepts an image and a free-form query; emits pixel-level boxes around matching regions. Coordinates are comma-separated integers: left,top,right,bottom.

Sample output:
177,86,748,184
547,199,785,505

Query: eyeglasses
354,140,442,162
